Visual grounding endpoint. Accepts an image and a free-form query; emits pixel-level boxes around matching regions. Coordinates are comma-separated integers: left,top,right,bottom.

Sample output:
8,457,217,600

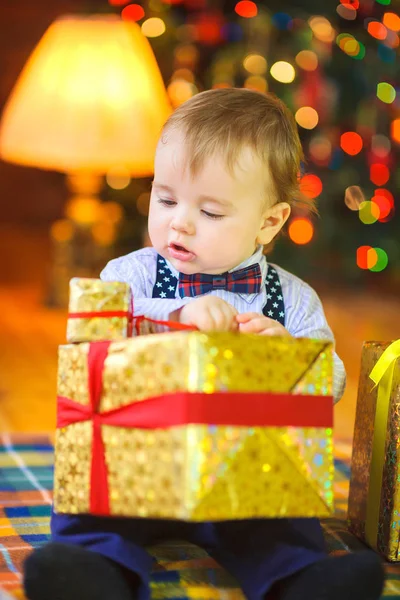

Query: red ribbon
57,341,333,516
68,311,196,338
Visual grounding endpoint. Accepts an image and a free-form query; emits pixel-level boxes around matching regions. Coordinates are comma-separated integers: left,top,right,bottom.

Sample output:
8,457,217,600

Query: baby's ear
257,202,291,245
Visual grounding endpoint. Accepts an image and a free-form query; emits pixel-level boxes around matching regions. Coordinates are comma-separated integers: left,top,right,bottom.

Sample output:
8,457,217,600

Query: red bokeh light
357,246,379,270
340,131,363,155
375,188,394,208
372,195,392,220
370,163,390,186
340,0,359,7
235,1,258,18
367,21,387,40
193,12,223,45
121,4,145,20
299,174,323,199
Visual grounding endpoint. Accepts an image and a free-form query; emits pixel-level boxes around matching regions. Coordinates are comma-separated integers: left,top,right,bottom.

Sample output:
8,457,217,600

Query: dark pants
51,511,327,600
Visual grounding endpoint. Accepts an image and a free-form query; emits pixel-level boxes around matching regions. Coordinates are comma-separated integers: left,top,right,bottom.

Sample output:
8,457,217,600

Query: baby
24,89,384,600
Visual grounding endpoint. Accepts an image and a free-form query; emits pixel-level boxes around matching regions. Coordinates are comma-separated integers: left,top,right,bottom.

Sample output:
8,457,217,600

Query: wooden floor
1,225,399,443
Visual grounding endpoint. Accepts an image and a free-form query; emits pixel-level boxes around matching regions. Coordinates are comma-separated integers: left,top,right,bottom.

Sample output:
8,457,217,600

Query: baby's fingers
239,318,267,333
236,312,259,324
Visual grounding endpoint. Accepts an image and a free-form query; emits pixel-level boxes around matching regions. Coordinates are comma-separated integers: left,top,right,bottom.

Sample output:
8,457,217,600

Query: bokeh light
50,219,74,242
375,188,394,208
65,198,101,225
244,75,268,92
141,17,166,37
371,134,391,158
167,79,197,107
372,194,392,220
370,163,390,185
357,246,378,270
109,0,130,5
272,13,293,30
369,248,389,272
100,202,124,225
309,136,332,163
295,106,319,129
391,118,400,143
374,188,395,222
235,1,258,18
121,4,145,21
299,174,323,198
344,185,365,210
137,192,151,216
383,30,400,48
174,44,200,68
340,0,359,7
171,68,195,83
336,33,365,58
340,131,363,155
295,50,318,71
336,4,357,20
92,222,116,247
243,54,267,75
288,218,314,245
383,12,400,31
367,21,387,40
358,200,380,224
377,82,396,103
270,61,295,83
106,168,131,190
193,13,224,45
309,16,335,42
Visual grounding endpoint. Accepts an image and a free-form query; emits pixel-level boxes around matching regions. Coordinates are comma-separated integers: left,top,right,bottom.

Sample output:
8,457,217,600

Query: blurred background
0,0,398,440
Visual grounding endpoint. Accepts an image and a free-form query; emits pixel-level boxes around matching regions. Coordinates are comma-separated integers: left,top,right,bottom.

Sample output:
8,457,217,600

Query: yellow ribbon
365,339,400,549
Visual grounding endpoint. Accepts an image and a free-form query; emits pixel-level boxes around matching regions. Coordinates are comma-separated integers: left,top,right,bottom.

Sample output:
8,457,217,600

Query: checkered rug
1,434,400,599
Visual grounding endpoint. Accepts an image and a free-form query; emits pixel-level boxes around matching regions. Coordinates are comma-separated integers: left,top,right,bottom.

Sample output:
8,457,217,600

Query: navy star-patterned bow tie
178,263,262,298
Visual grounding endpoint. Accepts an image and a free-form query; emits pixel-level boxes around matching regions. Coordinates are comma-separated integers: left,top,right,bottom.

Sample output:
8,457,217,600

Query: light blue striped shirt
100,246,345,402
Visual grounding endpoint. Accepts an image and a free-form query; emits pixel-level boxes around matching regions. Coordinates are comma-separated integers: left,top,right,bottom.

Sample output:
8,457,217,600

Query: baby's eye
158,198,176,207
202,210,224,220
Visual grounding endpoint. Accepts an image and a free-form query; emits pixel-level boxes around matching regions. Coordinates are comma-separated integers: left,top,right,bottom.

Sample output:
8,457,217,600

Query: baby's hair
161,88,316,224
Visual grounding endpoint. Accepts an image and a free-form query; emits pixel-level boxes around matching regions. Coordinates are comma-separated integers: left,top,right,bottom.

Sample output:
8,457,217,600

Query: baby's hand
173,296,238,332
236,312,292,336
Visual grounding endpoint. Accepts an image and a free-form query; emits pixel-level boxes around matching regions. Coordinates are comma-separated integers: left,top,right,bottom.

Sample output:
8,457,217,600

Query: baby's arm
285,281,346,403
100,253,191,322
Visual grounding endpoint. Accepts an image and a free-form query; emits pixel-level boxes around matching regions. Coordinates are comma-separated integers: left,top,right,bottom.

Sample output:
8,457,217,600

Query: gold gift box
348,340,400,561
67,278,131,343
54,332,334,521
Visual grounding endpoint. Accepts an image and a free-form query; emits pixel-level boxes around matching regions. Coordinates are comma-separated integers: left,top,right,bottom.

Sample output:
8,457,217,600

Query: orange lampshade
0,15,172,176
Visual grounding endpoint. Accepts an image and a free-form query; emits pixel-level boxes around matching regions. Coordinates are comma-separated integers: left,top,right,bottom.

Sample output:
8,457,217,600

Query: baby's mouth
170,243,189,253
168,243,196,262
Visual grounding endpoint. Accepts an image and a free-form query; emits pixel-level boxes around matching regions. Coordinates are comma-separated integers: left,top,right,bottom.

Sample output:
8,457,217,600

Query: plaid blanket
1,434,400,599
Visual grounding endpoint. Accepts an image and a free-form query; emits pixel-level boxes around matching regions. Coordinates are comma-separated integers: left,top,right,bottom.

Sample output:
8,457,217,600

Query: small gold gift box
54,332,334,521
66,278,131,343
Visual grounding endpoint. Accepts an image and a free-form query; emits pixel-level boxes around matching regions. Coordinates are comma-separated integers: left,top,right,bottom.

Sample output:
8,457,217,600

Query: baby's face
148,129,270,275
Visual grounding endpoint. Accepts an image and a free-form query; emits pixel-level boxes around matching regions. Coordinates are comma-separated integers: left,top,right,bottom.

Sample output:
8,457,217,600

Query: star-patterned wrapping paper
67,278,132,343
348,341,400,561
54,332,334,521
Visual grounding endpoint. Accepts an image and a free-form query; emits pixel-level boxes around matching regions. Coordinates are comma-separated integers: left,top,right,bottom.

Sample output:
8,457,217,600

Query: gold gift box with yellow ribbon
67,278,132,343
54,332,334,521
348,340,400,561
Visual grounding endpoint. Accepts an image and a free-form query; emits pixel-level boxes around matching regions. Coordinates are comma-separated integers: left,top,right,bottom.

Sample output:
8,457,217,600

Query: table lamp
0,14,172,304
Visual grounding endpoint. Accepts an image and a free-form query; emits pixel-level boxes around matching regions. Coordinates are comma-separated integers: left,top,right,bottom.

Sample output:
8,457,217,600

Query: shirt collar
165,245,267,304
